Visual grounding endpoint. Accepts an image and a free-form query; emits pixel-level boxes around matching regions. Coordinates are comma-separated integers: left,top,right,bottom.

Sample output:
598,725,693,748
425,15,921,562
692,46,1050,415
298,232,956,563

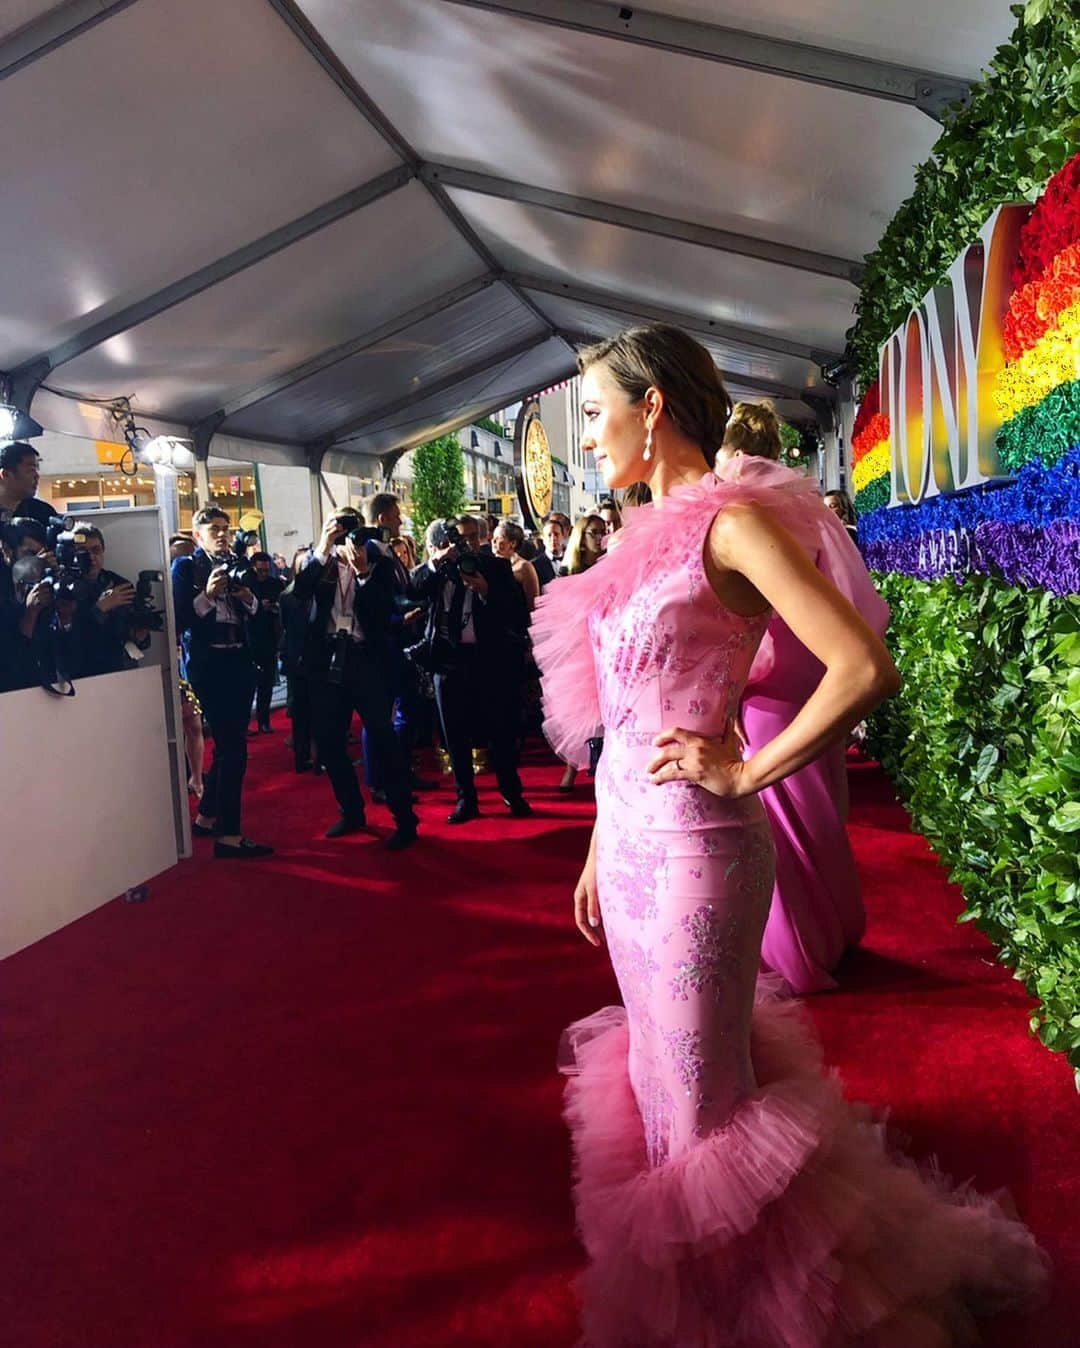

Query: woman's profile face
580,363,647,490
492,526,515,559
824,494,844,520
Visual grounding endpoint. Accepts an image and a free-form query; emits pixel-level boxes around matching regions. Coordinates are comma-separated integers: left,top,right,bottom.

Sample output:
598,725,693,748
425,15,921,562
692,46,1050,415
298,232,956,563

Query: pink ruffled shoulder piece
531,469,883,767
713,457,890,687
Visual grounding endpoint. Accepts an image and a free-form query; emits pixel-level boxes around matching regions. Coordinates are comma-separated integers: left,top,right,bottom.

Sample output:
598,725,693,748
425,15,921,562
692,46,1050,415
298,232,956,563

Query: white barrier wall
0,667,179,959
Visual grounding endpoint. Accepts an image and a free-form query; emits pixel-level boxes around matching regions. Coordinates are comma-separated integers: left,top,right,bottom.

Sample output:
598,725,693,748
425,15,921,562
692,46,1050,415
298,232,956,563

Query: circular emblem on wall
514,399,553,527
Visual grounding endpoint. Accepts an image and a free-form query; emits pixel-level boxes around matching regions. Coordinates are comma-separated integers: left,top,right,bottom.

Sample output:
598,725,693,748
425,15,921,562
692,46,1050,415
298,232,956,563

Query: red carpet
2,723,1077,1347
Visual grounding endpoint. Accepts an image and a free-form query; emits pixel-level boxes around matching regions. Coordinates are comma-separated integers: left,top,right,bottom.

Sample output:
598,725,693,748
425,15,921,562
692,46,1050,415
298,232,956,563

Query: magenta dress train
715,455,890,994
532,474,1045,1348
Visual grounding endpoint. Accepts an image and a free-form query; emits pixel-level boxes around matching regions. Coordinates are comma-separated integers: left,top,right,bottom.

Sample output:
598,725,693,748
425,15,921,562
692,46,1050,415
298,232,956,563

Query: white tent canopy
0,0,1016,474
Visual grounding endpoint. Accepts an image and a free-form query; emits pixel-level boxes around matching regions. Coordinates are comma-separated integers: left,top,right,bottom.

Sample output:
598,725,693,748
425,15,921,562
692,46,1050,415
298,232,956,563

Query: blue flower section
858,443,1080,544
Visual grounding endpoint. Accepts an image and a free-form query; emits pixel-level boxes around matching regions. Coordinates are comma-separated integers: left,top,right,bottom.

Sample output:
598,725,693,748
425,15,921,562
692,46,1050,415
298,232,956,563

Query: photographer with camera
1,516,54,691
172,506,272,859
361,493,435,799
410,515,531,825
248,552,284,734
2,515,114,691
290,509,418,850
67,523,160,677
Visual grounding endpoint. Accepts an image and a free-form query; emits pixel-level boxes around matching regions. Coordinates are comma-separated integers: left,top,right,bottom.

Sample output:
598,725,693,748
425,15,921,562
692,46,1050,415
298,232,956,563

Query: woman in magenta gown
716,402,890,994
531,325,1045,1348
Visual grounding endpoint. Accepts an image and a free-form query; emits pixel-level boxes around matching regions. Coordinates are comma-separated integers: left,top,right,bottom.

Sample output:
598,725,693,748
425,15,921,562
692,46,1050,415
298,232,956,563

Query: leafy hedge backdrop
848,1,1080,391
869,577,1080,1072
853,0,1080,1080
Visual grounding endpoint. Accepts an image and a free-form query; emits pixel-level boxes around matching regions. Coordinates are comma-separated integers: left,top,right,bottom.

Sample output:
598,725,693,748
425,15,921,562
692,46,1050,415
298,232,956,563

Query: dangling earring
643,428,653,462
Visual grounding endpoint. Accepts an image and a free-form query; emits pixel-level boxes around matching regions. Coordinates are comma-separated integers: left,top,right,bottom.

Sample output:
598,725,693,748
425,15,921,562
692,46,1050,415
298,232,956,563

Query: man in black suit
362,492,435,796
172,506,273,859
291,509,418,850
0,442,61,531
248,552,284,733
411,514,531,825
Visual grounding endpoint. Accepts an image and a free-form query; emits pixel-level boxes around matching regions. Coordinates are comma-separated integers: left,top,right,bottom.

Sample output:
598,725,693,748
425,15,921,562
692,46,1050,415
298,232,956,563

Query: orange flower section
852,414,891,466
1002,239,1080,362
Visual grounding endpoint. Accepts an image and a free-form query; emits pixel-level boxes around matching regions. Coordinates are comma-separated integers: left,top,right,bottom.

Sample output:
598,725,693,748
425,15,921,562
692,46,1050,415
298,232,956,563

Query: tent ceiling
227,283,548,445
54,183,480,424
312,0,939,263
449,193,857,353
0,0,1015,469
644,1,1015,79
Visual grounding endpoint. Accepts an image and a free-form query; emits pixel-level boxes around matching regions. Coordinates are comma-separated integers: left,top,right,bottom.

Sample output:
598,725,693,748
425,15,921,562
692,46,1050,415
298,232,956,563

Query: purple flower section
864,519,1080,594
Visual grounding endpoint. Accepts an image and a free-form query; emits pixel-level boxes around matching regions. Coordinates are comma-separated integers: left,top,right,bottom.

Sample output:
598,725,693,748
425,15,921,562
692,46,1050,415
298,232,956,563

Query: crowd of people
0,441,161,695
0,412,868,878
161,494,635,859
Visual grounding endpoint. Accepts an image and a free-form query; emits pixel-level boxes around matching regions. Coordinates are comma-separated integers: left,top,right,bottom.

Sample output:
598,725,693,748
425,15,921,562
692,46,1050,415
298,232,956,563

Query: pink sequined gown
532,474,1046,1348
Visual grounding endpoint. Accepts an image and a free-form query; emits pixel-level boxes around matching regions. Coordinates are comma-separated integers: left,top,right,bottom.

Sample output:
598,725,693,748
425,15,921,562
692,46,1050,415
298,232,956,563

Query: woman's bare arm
648,501,899,796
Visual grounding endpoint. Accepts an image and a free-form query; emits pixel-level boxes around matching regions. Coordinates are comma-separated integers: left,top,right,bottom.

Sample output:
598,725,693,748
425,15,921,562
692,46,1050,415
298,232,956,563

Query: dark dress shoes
213,838,274,859
447,801,481,825
385,826,418,852
325,816,367,839
504,797,534,819
191,820,218,837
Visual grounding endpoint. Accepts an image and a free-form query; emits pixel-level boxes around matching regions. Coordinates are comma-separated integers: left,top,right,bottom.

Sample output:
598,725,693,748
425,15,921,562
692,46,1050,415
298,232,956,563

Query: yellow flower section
852,441,890,492
994,296,1080,421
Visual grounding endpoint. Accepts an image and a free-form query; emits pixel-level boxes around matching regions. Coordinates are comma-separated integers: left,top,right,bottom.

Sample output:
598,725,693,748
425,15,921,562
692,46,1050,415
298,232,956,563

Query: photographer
1,519,50,691
172,506,272,860
249,552,284,734
411,515,531,825
362,492,434,797
69,523,155,677
290,509,418,850
2,516,103,690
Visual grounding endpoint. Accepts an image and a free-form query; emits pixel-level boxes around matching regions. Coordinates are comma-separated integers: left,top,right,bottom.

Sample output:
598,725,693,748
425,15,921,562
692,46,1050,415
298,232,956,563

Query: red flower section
1003,239,1080,362
851,379,881,444
852,414,891,465
1013,152,1080,289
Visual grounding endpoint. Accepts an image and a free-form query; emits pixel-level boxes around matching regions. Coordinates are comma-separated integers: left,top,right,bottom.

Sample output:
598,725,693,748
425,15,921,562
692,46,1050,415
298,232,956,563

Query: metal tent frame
0,0,1013,498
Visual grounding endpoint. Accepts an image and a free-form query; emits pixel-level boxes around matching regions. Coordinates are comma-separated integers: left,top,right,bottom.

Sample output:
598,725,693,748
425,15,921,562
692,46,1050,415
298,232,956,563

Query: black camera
333,513,389,548
439,520,478,578
27,521,95,606
131,569,165,633
224,528,259,591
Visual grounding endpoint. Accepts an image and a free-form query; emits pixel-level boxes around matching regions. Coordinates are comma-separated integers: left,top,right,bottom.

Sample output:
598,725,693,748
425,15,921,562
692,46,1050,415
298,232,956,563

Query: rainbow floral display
850,381,891,514
857,152,1080,596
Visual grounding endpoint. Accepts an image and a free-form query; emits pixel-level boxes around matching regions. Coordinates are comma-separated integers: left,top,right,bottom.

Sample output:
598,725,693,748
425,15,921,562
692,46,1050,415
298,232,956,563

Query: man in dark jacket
290,510,418,850
411,514,531,825
0,442,60,532
248,552,284,733
172,506,272,859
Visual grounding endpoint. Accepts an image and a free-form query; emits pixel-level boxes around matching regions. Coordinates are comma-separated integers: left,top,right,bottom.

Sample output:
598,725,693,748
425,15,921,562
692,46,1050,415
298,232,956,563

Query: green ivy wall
853,2,1080,1077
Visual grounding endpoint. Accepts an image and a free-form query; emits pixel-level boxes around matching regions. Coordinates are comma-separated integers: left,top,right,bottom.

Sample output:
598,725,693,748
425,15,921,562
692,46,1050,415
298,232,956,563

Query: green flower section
869,571,1080,1080
848,1,1080,390
997,378,1080,472
854,475,890,514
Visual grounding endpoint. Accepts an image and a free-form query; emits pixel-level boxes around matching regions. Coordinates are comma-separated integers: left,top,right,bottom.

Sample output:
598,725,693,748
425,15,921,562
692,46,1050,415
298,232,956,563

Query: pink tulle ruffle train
560,993,1048,1348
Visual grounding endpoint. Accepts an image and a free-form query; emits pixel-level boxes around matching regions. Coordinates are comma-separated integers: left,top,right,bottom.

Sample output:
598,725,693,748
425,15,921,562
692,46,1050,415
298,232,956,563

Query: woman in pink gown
531,325,1046,1348
716,403,889,994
